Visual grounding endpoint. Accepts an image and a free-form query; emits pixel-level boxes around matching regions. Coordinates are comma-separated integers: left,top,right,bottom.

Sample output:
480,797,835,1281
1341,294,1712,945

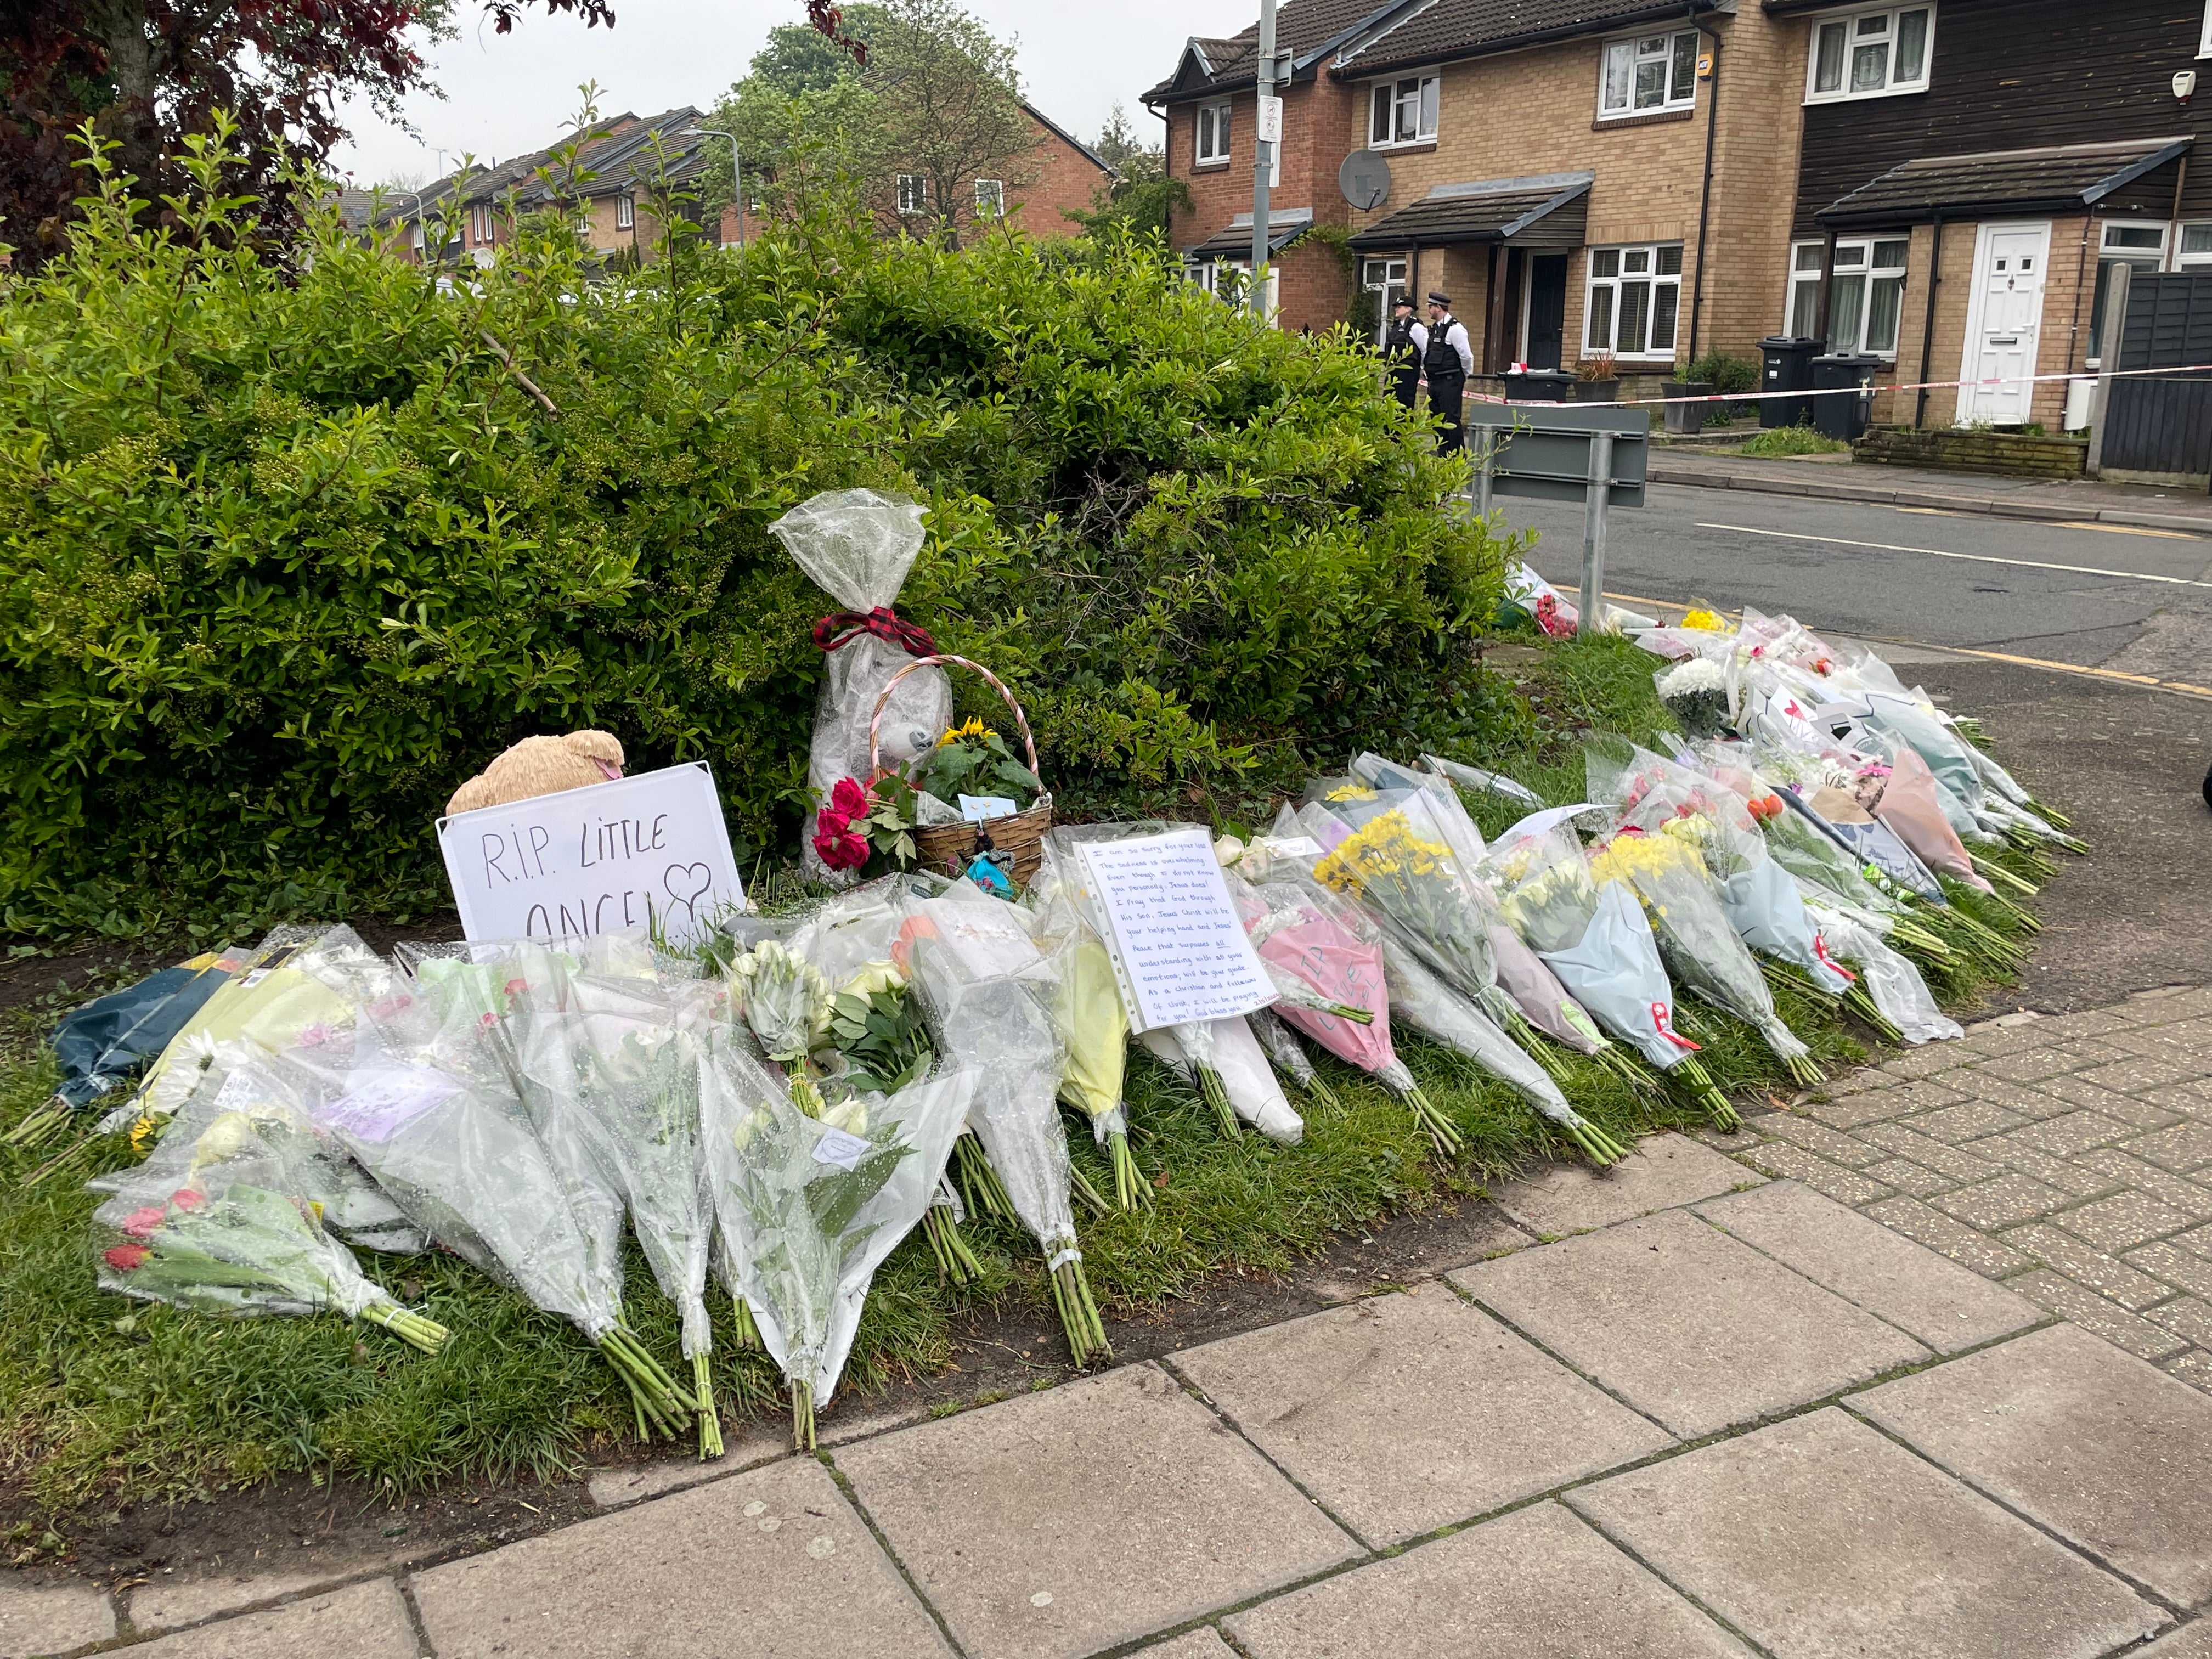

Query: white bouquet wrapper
1138,1019,1304,1144
1801,896,1962,1045
698,1024,972,1440
769,489,953,885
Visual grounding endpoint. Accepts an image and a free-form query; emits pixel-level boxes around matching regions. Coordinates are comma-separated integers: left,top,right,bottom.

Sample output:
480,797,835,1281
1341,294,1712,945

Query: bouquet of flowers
1586,825,1822,1085
730,940,833,1070
898,887,1109,1364
698,1022,973,1448
323,950,696,1439
1486,821,1736,1125
1656,657,1731,737
1796,893,1962,1046
1137,1018,1305,1144
1245,1007,1336,1111
1228,854,1456,1155
1030,846,1145,1209
91,1053,447,1350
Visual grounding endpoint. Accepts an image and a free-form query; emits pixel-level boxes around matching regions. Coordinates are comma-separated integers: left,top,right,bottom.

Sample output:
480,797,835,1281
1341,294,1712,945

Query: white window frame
2088,220,2169,363
974,178,1005,217
2199,0,2212,58
1362,255,1410,342
1367,74,1439,147
615,193,635,230
1583,242,1684,362
1598,29,1700,120
2179,221,2212,266
896,173,929,216
1788,235,1910,357
410,221,426,250
1194,100,1232,167
1804,3,1934,104
470,202,493,244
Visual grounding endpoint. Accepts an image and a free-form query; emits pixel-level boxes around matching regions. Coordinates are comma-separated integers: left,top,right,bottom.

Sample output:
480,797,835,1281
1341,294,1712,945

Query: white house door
1957,222,2050,425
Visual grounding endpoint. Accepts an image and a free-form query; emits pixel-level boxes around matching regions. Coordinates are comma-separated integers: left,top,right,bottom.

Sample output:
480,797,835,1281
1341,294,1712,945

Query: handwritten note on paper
436,762,745,950
1076,829,1274,1034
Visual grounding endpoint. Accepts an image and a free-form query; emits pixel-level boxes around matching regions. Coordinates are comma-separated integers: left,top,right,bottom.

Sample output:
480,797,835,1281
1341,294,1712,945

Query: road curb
1648,463,2212,534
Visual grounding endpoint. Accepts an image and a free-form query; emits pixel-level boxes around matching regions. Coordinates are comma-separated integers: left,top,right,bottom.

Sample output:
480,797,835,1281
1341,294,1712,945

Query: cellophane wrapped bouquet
1486,821,1737,1125
697,1019,973,1448
90,1051,447,1351
1583,819,1824,1087
769,489,951,887
1227,849,1457,1154
897,884,1109,1364
1030,845,1145,1209
319,944,696,1438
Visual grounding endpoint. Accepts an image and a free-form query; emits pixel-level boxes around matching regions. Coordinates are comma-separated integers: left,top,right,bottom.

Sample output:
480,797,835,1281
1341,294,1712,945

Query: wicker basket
869,654,1053,888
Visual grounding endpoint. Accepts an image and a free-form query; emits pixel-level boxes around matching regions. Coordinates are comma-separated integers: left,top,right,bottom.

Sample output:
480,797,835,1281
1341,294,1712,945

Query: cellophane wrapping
697,1022,972,1413
1373,932,1595,1134
1799,896,1962,1045
1139,1018,1304,1143
768,489,952,886
1029,845,1130,1143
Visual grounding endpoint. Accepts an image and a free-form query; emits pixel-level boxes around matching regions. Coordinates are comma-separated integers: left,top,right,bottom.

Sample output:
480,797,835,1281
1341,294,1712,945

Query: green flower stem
922,1205,984,1282
1048,1257,1109,1367
1107,1130,1149,1211
732,1290,760,1351
1068,1163,1111,1219
1564,1116,1630,1166
1672,1056,1739,1130
1971,854,2038,898
792,1379,816,1451
953,1135,1018,1224
1320,1002,1376,1025
1301,1074,1342,1115
694,1351,724,1460
1401,1084,1463,1158
600,1327,691,1440
1522,1032,1575,1085
1598,1046,1662,1095
359,1301,449,1355
2025,796,2070,830
1195,1064,1240,1139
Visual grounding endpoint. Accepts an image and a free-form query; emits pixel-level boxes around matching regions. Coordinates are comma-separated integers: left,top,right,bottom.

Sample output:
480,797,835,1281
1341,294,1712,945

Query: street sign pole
1250,0,1277,315
1577,430,1616,635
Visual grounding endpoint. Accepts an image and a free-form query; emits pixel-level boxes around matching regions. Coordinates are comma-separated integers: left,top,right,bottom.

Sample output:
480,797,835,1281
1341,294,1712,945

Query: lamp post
686,127,743,250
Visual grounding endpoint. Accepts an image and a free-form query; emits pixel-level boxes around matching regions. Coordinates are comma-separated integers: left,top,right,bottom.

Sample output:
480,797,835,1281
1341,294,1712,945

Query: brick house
1146,0,1813,396
1007,104,1118,239
1775,0,2212,432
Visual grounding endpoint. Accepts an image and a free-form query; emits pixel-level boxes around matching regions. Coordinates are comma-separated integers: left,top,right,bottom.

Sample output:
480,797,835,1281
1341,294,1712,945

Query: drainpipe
1814,225,1838,346
1685,25,1723,367
1914,211,1944,429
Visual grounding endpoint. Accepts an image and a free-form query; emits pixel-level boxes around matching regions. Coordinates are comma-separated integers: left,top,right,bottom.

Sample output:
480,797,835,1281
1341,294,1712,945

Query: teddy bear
445,731,625,817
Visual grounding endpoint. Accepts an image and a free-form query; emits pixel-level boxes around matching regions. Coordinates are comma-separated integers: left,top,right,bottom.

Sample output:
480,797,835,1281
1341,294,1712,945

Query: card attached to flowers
1076,828,1274,1034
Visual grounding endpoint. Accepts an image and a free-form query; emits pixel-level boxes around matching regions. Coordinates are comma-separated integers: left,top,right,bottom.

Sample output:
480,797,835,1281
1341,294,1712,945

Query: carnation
1658,657,1726,696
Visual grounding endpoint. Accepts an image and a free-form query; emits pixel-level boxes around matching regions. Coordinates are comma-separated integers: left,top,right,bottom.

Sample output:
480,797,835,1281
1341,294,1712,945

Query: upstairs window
1195,101,1232,165
1807,4,1933,102
1600,30,1699,119
896,173,929,216
974,178,1005,217
470,202,494,244
1368,75,1439,146
614,193,635,230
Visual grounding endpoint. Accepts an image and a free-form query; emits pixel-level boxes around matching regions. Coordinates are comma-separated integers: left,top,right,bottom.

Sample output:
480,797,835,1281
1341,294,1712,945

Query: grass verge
0,631,2055,1534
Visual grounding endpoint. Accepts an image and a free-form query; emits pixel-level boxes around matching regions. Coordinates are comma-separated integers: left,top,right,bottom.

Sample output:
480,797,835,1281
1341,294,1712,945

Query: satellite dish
1339,149,1391,211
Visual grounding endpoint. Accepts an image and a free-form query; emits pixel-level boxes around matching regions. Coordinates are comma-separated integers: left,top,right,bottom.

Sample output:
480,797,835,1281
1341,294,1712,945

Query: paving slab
0,1578,112,1659
2137,1621,2212,1657
1486,1131,1759,1236
1856,1323,2212,1605
1567,1408,2159,1659
833,1362,1358,1659
412,1454,949,1659
1452,1210,1928,1438
1132,1632,1237,1658
1223,1500,1750,1659
1694,1182,2040,1353
586,1427,791,1508
1171,1284,1673,1547
128,1570,341,1635
2057,1191,2198,1251
116,1579,415,1659
2007,1269,2195,1362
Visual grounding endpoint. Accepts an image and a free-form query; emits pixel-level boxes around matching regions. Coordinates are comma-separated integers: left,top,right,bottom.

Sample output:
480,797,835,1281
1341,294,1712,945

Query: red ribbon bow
812,607,938,658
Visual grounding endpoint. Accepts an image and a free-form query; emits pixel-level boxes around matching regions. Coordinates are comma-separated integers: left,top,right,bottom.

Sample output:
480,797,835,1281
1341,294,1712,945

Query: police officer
1419,290,1474,453
1381,294,1425,410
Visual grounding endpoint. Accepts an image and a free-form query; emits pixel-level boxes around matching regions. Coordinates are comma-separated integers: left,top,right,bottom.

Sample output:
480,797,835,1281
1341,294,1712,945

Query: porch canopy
1347,171,1592,251
1185,207,1314,261
1816,137,2192,230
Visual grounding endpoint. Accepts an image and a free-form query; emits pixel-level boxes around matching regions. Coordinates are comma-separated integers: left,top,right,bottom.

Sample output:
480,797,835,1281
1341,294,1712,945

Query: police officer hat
1391,294,1416,311
1426,290,1451,308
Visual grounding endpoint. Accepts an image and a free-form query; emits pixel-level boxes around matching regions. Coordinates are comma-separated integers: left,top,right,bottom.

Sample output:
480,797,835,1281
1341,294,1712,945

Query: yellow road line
2054,521,2206,540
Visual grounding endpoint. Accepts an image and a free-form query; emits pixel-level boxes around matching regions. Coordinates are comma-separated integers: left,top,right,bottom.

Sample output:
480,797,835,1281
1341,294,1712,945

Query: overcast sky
328,0,1255,187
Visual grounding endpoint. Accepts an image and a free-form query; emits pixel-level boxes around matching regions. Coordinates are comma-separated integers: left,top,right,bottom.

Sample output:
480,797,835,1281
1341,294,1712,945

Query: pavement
1648,450,2212,535
11,989,2212,1659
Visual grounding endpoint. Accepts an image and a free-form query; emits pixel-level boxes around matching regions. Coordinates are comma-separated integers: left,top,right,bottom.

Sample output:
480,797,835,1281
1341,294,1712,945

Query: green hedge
0,139,1507,938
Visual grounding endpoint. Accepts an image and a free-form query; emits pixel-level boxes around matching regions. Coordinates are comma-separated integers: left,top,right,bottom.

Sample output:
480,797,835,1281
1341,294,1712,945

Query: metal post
1250,0,1277,315
1475,427,1496,520
686,127,743,249
1578,430,1615,635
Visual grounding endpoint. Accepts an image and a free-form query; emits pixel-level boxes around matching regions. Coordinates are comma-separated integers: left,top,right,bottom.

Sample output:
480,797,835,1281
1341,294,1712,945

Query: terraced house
1147,0,1812,396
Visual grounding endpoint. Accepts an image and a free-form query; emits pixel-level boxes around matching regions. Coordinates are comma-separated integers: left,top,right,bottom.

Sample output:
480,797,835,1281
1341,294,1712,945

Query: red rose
813,821,870,871
121,1205,166,1239
171,1188,207,1211
830,777,871,820
104,1243,150,1272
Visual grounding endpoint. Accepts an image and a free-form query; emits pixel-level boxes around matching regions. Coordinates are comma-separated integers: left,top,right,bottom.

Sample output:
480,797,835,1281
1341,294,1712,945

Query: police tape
1461,359,2212,409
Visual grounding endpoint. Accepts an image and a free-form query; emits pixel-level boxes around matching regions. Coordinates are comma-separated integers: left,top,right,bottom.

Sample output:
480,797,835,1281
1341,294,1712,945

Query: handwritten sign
1076,829,1273,1034
436,763,744,949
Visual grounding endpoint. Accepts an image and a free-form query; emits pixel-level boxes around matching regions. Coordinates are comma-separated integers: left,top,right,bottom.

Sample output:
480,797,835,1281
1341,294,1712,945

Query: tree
1065,102,1186,244
705,0,1036,247
0,0,615,269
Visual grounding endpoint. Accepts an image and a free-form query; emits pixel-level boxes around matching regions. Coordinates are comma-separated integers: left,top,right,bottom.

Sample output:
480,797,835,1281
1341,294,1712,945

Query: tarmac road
1505,481,2212,682
1498,482,2212,1015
